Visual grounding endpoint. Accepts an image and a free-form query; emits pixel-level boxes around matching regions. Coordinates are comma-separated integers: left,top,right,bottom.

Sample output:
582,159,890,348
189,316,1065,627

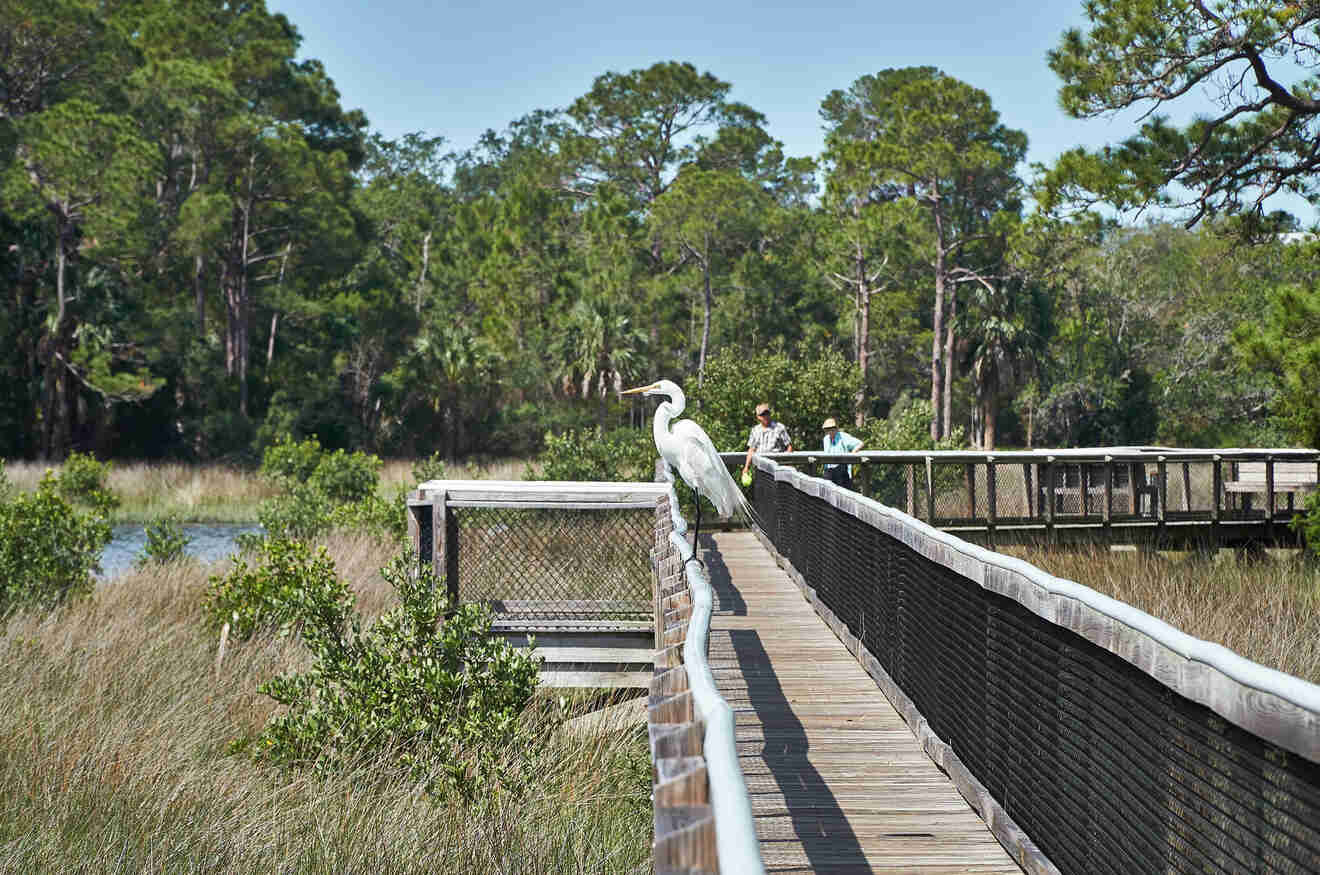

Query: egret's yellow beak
621,383,659,396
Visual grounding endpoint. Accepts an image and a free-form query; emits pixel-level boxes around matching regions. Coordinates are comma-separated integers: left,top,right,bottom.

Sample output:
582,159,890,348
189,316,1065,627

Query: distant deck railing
748,455,1320,872
406,477,763,874
719,447,1320,548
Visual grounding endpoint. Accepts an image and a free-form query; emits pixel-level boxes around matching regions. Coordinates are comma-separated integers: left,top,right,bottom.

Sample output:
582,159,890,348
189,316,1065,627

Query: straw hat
821,417,838,430
755,403,771,416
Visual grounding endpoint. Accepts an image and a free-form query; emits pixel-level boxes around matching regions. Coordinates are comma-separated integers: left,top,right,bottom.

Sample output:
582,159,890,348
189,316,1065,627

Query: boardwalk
701,530,1021,874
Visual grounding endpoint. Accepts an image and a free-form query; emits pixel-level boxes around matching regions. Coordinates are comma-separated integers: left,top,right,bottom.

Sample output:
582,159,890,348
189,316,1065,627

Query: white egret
622,379,754,554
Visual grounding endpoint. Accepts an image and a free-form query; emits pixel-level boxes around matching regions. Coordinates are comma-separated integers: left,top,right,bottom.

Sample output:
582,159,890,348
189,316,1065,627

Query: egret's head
621,379,680,399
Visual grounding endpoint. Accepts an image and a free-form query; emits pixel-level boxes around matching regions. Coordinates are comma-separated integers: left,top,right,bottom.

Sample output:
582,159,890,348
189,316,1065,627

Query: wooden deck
701,531,1022,874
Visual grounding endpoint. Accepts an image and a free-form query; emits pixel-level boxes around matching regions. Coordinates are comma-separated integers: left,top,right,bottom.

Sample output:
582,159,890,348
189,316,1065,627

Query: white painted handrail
660,466,765,875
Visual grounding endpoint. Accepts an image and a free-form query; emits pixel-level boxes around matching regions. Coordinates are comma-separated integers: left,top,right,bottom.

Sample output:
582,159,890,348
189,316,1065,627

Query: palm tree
959,278,1041,450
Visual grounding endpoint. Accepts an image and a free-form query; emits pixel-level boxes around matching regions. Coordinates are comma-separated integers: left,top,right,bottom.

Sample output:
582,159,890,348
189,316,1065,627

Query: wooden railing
649,467,764,875
747,455,1320,872
719,447,1320,548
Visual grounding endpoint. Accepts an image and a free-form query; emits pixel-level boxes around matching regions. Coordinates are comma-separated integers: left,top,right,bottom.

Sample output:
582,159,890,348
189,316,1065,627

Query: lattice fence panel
452,506,653,620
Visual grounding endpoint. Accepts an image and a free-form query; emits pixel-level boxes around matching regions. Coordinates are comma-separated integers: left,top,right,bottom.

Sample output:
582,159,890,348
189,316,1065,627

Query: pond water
99,523,261,579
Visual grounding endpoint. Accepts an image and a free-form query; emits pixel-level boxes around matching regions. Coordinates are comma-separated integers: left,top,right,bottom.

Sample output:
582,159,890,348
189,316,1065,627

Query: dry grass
2,457,535,524
1008,547,1320,684
0,532,651,873
379,456,533,491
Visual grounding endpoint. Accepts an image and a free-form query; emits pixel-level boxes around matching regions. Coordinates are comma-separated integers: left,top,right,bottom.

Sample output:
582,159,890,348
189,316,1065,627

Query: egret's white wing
671,419,751,521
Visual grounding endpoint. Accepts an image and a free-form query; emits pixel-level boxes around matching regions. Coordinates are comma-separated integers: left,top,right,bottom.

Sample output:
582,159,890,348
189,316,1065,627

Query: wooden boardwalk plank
704,531,1021,874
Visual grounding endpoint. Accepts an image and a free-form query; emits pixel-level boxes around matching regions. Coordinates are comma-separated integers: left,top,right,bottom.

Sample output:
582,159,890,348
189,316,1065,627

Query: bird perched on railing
622,379,756,555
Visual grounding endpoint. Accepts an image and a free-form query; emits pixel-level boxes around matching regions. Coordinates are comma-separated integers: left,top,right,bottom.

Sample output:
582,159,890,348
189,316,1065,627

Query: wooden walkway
700,531,1022,874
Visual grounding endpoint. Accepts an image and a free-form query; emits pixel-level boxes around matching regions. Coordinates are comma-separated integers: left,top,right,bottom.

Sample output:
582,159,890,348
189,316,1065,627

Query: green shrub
860,398,967,506
136,516,190,567
55,451,119,513
260,435,325,487
412,451,448,483
254,555,540,799
203,537,353,639
1295,492,1320,560
328,490,409,543
530,427,654,482
249,436,392,545
690,347,861,453
0,473,111,615
308,448,383,504
0,460,10,500
246,486,334,545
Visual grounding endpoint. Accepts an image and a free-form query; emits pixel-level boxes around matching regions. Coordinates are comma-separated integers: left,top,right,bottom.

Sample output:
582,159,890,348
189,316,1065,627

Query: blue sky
271,0,1313,222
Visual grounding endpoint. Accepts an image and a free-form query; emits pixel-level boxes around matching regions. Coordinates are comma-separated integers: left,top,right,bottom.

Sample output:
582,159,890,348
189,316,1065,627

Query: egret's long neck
653,388,684,449
653,400,675,449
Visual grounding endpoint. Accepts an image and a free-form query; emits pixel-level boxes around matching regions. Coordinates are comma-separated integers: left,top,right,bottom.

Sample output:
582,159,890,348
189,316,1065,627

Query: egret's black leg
685,492,706,570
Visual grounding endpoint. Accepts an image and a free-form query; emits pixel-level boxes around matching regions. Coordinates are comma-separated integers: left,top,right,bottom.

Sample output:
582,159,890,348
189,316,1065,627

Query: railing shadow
698,532,747,616
701,539,873,873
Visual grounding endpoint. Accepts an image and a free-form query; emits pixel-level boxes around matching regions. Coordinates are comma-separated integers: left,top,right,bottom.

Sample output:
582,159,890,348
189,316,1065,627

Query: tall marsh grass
1010,547,1320,684
2,457,534,524
0,532,650,873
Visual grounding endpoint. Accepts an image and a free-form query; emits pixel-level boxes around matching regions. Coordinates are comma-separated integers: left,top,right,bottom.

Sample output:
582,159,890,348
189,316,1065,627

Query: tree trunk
855,237,869,427
983,393,997,451
42,215,74,459
697,240,712,389
194,254,205,337
929,197,946,441
416,229,431,314
942,286,956,441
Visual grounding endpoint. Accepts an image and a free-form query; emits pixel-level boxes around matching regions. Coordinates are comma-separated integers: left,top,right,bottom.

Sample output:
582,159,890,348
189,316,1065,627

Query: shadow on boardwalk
702,538,873,874
698,532,747,616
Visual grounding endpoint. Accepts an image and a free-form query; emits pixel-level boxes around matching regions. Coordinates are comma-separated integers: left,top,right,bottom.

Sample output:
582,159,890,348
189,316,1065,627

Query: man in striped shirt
742,402,793,480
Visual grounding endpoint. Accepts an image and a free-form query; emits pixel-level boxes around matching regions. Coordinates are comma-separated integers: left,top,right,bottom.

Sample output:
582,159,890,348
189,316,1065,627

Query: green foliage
1294,492,1320,561
260,435,326,487
55,451,119,513
308,449,383,504
203,537,353,640
531,427,655,482
1235,277,1320,450
327,490,409,543
860,398,967,506
692,347,861,452
412,452,448,483
254,555,540,798
136,515,190,567
3,0,1318,483
250,435,394,543
0,473,111,615
1045,0,1320,222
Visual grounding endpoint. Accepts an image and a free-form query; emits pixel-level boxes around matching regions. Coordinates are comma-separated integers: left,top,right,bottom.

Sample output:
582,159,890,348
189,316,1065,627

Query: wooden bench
1224,461,1318,513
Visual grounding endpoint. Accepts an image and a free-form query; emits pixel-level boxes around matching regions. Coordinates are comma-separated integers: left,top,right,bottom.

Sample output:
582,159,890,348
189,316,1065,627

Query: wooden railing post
1044,456,1055,545
1266,454,1276,542
925,456,936,525
965,463,977,518
1103,456,1113,533
1211,454,1222,546
1157,456,1168,546
986,456,997,548
1181,461,1192,512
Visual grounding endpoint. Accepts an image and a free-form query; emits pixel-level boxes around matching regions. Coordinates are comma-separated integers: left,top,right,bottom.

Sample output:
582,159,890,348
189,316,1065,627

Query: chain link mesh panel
751,466,1320,874
451,506,653,620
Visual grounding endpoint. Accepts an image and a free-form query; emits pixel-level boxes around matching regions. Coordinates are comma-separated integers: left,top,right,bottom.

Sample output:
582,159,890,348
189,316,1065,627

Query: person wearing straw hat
821,417,863,489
